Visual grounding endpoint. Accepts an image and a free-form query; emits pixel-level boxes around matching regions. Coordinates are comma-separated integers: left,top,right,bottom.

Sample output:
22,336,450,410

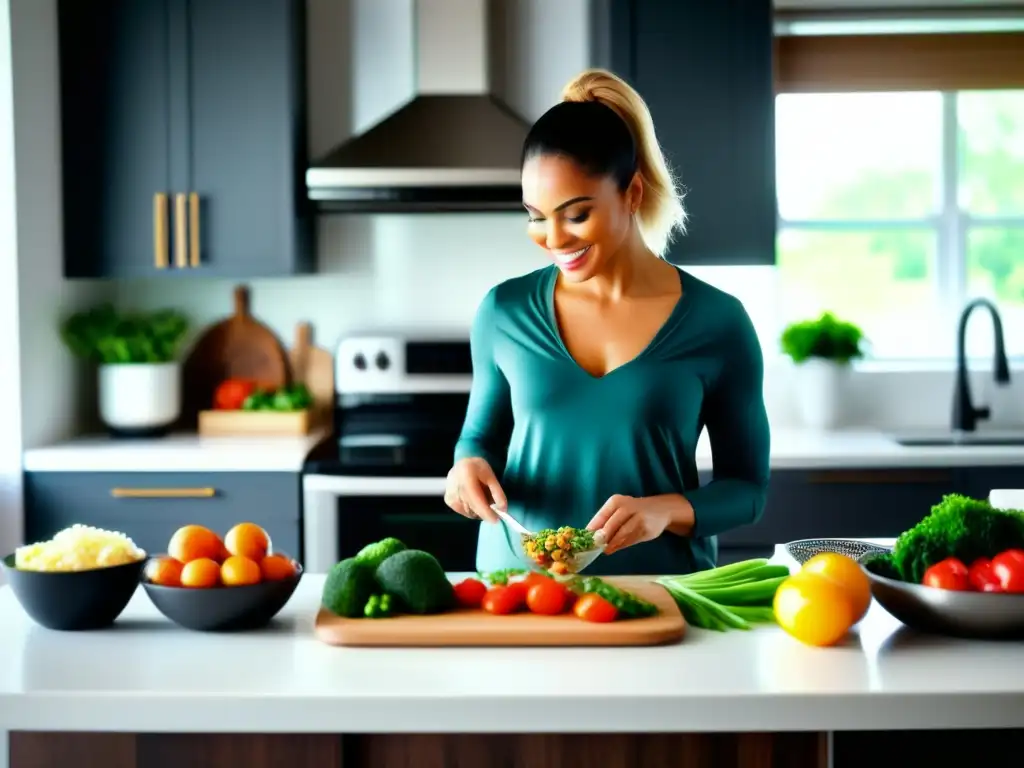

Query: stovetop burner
302,334,474,478
303,431,461,477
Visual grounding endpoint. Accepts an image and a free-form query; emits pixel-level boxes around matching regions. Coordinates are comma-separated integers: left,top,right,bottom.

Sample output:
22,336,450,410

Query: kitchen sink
891,433,1024,447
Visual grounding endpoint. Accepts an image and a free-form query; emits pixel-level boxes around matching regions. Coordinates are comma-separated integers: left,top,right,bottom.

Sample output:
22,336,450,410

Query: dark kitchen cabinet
959,466,1024,500
590,0,776,266
726,467,959,548
24,471,303,564
706,467,961,563
57,0,312,279
711,464,1024,562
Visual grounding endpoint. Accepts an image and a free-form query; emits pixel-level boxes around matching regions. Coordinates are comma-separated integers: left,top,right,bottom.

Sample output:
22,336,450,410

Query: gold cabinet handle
189,192,200,267
174,193,187,268
111,487,216,499
153,193,168,269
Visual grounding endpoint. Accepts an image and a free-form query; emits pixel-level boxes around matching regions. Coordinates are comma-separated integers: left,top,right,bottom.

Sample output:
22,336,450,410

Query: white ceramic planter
98,362,181,436
793,358,849,430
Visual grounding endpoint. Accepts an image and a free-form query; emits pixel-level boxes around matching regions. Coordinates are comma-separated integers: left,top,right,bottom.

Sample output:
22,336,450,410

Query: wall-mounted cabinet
591,0,776,266
58,0,313,279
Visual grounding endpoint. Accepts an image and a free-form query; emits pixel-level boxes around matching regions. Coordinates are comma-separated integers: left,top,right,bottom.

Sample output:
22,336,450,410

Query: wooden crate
197,408,319,436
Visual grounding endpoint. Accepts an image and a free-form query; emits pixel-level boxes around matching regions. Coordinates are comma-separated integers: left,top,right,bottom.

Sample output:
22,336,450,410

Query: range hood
307,0,530,213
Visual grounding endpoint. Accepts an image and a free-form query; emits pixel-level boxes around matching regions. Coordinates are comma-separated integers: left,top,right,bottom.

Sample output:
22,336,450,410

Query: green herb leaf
780,311,865,364
60,304,189,365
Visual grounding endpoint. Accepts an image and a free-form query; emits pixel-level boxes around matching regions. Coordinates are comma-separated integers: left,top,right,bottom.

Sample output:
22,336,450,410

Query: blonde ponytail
561,69,687,258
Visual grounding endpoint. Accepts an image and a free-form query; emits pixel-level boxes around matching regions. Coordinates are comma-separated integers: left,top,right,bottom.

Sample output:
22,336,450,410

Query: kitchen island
2,571,1023,768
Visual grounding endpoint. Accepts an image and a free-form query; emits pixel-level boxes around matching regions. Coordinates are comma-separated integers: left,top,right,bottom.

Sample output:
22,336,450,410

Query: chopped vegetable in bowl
519,526,605,575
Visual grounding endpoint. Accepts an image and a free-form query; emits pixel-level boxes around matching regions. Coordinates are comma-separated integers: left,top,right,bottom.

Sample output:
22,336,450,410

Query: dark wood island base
12,730,1024,768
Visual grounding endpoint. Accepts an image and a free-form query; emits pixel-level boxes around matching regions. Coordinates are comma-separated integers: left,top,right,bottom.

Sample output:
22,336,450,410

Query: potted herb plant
780,312,865,429
60,304,190,436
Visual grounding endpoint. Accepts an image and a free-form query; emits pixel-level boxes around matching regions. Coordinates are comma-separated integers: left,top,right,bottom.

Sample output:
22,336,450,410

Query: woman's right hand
444,457,506,523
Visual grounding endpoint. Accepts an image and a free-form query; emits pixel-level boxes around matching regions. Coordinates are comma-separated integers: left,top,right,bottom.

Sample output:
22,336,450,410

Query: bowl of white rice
2,525,146,630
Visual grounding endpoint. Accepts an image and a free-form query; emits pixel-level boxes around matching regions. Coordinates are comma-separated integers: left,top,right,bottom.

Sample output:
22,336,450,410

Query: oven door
302,475,481,574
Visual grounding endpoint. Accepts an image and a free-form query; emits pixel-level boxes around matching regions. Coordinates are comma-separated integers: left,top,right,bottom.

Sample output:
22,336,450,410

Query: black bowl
141,563,303,631
0,553,145,631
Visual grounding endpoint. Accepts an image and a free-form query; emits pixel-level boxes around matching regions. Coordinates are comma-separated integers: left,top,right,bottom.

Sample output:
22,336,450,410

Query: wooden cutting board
288,322,334,419
313,577,686,647
181,285,290,421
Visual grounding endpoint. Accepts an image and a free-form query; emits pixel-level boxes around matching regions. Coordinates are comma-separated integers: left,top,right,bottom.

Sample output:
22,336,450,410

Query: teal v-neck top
454,264,771,576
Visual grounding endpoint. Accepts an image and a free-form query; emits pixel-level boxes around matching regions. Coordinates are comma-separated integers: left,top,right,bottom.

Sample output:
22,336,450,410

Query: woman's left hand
589,495,684,557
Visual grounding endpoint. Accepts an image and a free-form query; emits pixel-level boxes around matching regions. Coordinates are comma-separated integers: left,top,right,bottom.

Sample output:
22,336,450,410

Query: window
775,89,1024,361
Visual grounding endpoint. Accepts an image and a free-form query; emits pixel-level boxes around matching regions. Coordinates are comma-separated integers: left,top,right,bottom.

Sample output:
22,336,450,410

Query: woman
444,68,771,576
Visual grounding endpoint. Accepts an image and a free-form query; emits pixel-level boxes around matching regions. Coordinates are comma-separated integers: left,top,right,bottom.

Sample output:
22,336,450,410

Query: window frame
776,90,1024,363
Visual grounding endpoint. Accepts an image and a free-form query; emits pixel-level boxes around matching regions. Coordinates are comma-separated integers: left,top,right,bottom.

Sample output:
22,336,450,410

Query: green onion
656,558,791,632
728,605,777,624
690,575,789,606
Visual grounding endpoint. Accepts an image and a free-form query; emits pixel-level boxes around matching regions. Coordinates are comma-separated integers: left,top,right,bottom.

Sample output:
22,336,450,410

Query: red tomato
573,593,619,623
482,586,522,615
504,580,529,608
213,378,256,410
992,550,1024,593
526,579,570,615
453,578,487,608
968,558,1002,592
996,548,1024,566
922,557,970,591
523,571,552,588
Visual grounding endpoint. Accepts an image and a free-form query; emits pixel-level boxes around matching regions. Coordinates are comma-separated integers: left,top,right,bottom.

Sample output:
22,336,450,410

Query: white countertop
2,551,1023,735
21,431,328,473
695,428,1024,469
20,427,1024,475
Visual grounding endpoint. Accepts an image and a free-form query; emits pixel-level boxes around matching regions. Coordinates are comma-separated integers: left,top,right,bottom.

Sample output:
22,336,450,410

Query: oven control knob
375,352,390,371
353,353,367,371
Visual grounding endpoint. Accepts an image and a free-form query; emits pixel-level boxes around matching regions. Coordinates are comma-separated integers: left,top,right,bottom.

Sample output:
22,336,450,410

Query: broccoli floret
322,558,376,618
891,493,1024,583
354,537,407,570
375,549,455,614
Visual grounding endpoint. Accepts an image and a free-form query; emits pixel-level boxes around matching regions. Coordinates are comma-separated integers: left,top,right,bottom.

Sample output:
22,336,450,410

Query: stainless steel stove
301,333,479,573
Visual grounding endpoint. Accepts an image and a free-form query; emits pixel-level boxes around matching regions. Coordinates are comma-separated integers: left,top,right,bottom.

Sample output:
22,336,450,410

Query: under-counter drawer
24,471,302,561
718,467,960,547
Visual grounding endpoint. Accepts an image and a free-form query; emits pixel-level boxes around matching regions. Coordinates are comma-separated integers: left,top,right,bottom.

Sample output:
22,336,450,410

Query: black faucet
952,298,1011,432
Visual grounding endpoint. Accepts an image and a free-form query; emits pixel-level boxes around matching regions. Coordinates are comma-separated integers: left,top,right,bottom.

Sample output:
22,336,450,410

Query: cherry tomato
213,378,256,410
573,593,618,623
968,558,1002,592
523,571,552,588
453,578,487,608
996,548,1024,567
526,579,570,615
922,557,970,591
482,586,522,615
504,580,529,608
992,550,1024,593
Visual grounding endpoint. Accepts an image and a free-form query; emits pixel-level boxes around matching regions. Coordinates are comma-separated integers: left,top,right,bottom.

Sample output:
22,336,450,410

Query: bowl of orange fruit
141,522,303,631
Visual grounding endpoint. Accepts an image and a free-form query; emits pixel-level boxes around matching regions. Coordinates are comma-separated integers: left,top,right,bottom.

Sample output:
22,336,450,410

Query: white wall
111,0,603,349
102,0,781,362
0,0,21,602
0,0,110,568
101,0,1024,433
7,0,1024,496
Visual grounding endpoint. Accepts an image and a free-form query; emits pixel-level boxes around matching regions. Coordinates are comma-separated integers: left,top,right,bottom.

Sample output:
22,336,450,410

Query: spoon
490,504,534,536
